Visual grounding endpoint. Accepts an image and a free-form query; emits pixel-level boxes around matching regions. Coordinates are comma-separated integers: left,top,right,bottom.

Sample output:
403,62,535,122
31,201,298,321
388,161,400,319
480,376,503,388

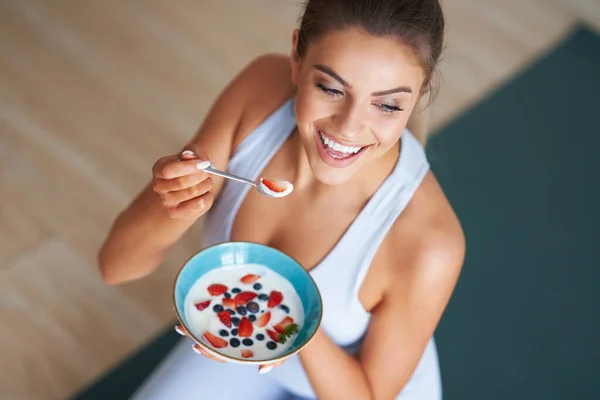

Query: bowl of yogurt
173,242,323,364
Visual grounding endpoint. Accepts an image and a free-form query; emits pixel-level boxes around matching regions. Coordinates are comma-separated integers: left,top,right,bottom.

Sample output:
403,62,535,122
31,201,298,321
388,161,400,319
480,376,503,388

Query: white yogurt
184,263,304,361
258,178,294,197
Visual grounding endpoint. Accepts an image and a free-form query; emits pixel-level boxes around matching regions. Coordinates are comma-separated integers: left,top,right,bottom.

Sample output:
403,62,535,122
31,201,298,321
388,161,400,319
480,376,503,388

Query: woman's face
290,27,425,185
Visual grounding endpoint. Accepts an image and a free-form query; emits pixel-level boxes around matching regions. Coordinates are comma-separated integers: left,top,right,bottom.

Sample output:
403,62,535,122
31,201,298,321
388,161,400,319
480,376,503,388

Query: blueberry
242,338,254,346
267,341,277,350
279,304,290,313
232,317,240,326
248,315,256,322
223,292,231,298
232,328,238,336
246,301,259,313
230,338,240,347
256,334,265,341
227,309,236,315
253,283,262,290
219,329,229,337
232,288,241,294
258,293,269,301
212,304,224,312
236,306,247,316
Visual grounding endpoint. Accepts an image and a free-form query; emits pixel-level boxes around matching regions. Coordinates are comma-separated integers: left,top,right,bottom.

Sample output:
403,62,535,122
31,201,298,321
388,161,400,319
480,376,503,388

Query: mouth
314,129,372,168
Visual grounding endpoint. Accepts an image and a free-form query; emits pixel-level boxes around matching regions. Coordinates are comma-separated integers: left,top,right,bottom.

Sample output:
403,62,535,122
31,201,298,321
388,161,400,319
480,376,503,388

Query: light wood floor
1,1,599,398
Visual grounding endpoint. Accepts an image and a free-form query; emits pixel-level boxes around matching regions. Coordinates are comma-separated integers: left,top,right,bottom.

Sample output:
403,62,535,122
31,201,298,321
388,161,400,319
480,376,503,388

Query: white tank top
201,97,430,397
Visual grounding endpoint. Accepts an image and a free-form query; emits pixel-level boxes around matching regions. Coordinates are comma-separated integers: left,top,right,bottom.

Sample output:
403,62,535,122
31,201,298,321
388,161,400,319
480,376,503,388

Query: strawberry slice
241,349,253,358
202,331,228,348
261,178,287,193
241,274,261,284
222,298,237,309
273,316,295,334
267,290,283,308
238,317,253,337
267,329,281,343
234,291,257,306
217,311,232,328
207,284,228,296
194,300,211,311
254,311,271,328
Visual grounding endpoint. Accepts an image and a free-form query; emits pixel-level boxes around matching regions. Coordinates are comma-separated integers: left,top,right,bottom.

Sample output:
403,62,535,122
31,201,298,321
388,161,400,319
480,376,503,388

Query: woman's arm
97,56,283,284
297,207,464,399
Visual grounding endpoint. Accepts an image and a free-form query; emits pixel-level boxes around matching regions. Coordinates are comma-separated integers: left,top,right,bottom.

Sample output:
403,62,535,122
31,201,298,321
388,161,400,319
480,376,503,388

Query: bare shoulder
188,53,294,195
231,53,296,150
385,170,466,289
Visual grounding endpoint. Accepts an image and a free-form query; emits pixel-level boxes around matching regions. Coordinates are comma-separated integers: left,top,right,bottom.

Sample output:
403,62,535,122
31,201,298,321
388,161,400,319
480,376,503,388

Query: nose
332,100,363,139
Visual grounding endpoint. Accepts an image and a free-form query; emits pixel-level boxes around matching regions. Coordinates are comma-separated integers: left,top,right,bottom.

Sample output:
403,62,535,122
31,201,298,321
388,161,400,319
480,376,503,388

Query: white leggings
131,337,442,399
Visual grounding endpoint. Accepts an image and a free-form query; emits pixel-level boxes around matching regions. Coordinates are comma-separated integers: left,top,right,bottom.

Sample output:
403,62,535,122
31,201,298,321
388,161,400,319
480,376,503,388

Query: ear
290,29,301,85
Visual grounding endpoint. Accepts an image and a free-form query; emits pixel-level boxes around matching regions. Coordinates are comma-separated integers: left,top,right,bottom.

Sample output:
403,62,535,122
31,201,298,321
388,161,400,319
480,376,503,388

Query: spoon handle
204,166,256,187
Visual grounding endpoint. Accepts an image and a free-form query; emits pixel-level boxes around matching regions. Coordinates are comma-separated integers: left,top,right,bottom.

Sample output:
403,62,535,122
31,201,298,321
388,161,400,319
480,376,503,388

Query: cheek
369,113,410,148
373,124,404,147
294,88,332,127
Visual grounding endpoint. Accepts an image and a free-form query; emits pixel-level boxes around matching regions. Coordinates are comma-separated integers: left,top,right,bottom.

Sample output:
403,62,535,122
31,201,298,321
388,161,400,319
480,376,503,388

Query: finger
153,172,211,194
154,158,210,180
192,344,226,363
258,364,274,374
179,150,196,160
181,144,210,162
258,359,285,374
166,191,214,219
161,178,213,207
174,325,190,338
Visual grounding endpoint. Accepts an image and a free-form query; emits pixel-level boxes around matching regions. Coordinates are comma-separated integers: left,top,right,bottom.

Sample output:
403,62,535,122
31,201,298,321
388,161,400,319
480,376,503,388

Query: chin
309,163,356,186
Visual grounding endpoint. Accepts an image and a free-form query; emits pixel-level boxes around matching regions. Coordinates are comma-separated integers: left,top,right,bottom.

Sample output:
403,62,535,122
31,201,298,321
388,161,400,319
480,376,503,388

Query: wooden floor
1,0,599,398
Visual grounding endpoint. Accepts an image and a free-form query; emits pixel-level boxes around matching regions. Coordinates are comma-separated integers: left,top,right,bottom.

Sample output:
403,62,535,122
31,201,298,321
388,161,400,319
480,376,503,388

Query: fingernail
192,345,203,355
258,365,274,374
181,150,195,157
174,326,185,336
196,161,211,170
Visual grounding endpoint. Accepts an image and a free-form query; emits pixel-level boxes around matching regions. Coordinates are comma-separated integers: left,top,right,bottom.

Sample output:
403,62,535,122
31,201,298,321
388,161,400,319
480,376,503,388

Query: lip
314,128,371,168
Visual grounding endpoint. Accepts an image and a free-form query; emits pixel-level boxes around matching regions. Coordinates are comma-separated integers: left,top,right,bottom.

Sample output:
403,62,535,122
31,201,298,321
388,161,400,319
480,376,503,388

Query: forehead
303,28,425,92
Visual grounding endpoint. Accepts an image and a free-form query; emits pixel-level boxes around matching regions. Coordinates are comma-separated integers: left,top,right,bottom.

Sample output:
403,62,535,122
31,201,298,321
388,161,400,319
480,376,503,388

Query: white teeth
319,131,363,154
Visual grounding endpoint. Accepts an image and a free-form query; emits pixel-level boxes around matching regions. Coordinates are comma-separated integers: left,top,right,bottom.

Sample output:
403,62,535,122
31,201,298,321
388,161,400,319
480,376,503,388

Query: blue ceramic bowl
173,241,323,364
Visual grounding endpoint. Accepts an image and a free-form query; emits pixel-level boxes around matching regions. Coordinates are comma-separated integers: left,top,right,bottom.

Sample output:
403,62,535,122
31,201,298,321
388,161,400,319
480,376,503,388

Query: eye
374,103,403,115
315,82,343,98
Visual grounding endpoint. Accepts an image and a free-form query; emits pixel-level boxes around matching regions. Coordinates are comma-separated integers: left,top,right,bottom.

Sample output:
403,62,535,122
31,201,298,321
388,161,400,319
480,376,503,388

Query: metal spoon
203,163,293,198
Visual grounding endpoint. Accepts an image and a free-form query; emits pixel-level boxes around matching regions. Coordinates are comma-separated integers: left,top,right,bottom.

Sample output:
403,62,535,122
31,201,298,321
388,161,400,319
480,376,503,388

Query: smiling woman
292,26,429,183
98,0,464,399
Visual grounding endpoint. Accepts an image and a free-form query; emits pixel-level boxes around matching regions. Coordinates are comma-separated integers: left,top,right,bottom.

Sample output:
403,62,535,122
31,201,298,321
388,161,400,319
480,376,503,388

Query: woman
99,0,464,398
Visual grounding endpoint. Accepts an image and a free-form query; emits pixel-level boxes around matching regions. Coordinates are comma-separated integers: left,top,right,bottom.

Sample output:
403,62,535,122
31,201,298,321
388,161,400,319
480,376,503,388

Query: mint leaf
277,323,299,345
284,323,299,336
278,333,287,344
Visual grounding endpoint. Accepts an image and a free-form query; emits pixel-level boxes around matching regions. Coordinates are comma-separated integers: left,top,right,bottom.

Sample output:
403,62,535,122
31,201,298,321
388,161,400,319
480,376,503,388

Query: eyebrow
313,64,412,96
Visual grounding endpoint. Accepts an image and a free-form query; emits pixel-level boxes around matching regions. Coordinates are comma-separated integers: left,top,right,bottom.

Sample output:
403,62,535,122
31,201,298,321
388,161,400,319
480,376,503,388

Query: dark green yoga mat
72,26,600,400
429,26,600,399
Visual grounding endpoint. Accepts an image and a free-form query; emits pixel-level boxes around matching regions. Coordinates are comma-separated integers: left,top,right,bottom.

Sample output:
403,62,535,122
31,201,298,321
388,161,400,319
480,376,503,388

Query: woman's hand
174,324,287,374
151,145,214,221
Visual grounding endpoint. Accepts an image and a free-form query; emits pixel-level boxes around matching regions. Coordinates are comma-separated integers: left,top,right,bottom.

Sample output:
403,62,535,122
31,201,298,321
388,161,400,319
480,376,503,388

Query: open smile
314,129,372,168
